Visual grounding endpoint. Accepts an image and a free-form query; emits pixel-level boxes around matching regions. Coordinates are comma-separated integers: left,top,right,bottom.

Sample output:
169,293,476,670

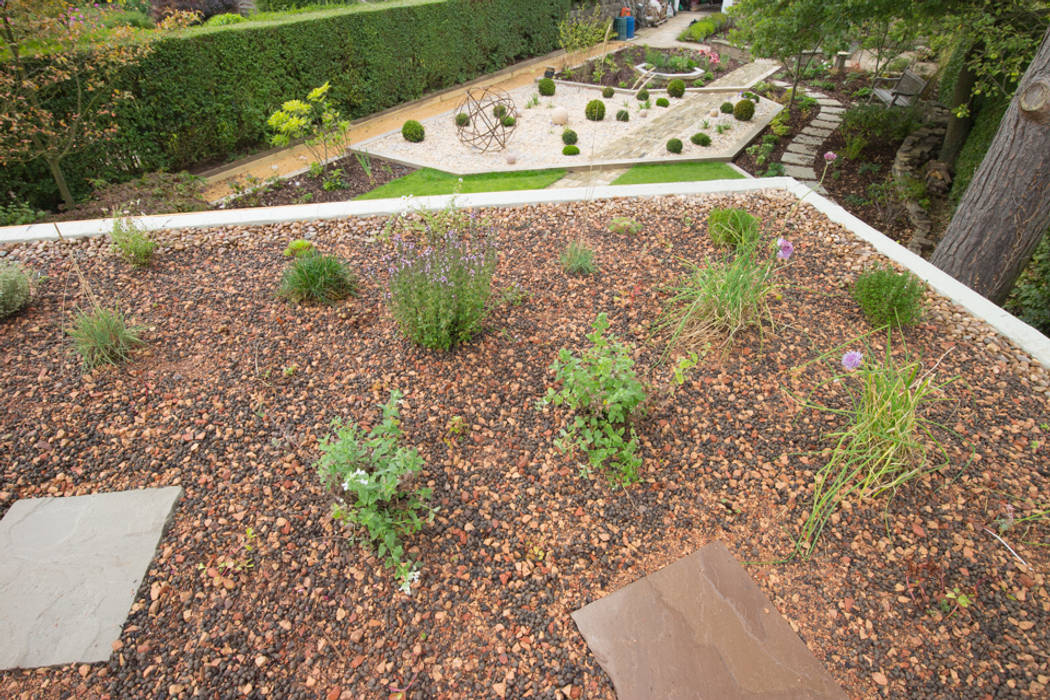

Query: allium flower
842,350,863,371
776,237,794,260
824,151,837,162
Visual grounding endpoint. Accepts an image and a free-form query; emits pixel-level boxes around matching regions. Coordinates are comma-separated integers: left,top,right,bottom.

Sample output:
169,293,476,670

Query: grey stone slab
793,134,825,147
0,487,182,669
782,152,814,166
572,542,846,700
820,105,845,114
801,127,834,138
816,98,842,106
786,142,817,156
783,164,817,179
810,119,841,130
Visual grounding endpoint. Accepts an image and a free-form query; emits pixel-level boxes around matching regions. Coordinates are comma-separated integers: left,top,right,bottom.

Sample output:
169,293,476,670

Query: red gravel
1,192,1048,699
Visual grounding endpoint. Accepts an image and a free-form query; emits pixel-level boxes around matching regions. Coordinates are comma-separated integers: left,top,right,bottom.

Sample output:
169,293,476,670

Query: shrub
387,218,496,350
733,99,755,121
0,262,33,319
561,240,596,275
401,120,425,143
707,207,760,249
667,79,685,98
268,82,350,175
283,239,315,257
151,0,238,24
720,101,734,114
205,12,244,25
0,199,45,226
110,215,157,267
538,77,556,96
841,104,921,145
852,267,924,328
636,89,649,101
656,97,670,108
691,132,711,146
677,13,725,42
493,104,508,119
539,313,647,487
315,390,435,589
67,306,144,369
585,99,606,121
1006,232,1050,335
562,128,578,145
278,253,357,305
562,144,580,156
609,216,642,235
616,109,629,122
455,112,470,127
501,115,516,127
666,138,683,154
602,86,614,98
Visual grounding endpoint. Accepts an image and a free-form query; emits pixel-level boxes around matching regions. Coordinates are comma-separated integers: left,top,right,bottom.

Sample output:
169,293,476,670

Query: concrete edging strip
2,177,1048,369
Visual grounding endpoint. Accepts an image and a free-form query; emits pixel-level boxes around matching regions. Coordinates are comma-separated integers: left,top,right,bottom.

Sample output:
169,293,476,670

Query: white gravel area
354,82,779,174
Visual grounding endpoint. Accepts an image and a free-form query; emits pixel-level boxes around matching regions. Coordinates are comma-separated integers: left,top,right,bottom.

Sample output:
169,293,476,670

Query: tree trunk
939,57,976,166
44,155,75,210
930,26,1050,306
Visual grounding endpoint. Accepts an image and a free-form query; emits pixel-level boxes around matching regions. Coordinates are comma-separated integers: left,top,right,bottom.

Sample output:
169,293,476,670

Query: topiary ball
733,99,755,121
690,132,712,146
455,112,470,127
656,97,670,107
562,128,578,145
501,115,516,127
563,145,581,156
585,99,606,121
538,77,556,96
493,104,508,119
720,101,734,114
402,120,425,142
666,138,683,154
667,79,685,98
616,109,629,122
602,86,614,98
637,89,649,101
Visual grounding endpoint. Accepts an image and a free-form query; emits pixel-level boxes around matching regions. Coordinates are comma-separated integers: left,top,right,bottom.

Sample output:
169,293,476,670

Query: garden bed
1,192,1048,698
556,45,742,90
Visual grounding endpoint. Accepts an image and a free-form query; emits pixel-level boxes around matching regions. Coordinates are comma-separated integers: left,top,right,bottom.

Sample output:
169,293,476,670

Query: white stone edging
2,177,1048,369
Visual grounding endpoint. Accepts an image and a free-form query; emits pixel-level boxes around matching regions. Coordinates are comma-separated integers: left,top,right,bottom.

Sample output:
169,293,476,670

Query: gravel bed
1,192,1048,698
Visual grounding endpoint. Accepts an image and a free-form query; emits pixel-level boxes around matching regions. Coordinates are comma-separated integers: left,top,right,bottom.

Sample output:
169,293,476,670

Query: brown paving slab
571,541,847,700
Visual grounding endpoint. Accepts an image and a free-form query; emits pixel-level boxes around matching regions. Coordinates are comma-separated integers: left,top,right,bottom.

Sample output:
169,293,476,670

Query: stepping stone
802,127,834,138
817,98,842,106
783,164,817,179
786,142,817,156
782,152,813,166
572,542,846,699
820,105,845,114
794,134,825,146
811,119,840,130
0,487,182,669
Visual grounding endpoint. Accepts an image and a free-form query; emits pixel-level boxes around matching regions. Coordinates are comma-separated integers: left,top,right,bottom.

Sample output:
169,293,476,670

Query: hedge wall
5,0,570,208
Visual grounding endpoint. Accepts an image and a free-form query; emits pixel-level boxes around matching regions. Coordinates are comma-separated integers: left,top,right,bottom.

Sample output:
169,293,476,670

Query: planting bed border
2,177,1048,370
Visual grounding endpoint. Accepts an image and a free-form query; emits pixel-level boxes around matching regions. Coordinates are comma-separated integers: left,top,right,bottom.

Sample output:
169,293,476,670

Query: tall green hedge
5,0,569,208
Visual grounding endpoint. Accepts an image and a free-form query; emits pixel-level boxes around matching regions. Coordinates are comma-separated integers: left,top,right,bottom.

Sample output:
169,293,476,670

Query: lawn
610,161,744,185
354,167,566,199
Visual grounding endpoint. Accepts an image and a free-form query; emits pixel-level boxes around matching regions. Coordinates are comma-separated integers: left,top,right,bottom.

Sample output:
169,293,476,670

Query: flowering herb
776,237,794,260
842,350,864,371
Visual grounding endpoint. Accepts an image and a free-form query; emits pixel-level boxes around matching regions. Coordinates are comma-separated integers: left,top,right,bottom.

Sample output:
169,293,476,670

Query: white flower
398,570,421,595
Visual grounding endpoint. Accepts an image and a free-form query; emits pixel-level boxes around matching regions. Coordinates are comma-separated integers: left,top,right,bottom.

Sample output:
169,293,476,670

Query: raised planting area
555,45,741,90
0,189,1048,697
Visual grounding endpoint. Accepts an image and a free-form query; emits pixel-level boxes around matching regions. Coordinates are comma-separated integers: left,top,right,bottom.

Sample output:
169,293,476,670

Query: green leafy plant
616,109,630,122
733,99,755,121
0,199,46,226
562,144,581,156
557,3,610,56
539,313,647,487
720,101,734,114
455,112,470,127
267,82,349,176
562,128,578,146
501,115,516,127
762,162,786,177
636,88,649,101
316,390,435,590
585,99,606,121
322,168,347,191
707,207,760,249
691,132,712,146
401,120,425,143
493,104,508,119
278,252,357,305
561,240,596,276
109,214,157,267
656,97,670,108
0,262,34,319
67,306,144,369
609,216,642,236
716,123,732,134
602,86,614,98
283,239,315,257
538,77,556,96
666,137,683,154
667,79,686,98
1005,233,1050,335
852,266,925,328
205,12,245,25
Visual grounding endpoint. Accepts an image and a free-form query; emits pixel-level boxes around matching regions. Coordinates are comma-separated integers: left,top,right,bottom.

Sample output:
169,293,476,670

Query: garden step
811,119,841,130
820,105,845,114
782,152,813,166
817,97,842,106
786,142,818,156
783,164,817,179
801,127,834,138
793,134,825,146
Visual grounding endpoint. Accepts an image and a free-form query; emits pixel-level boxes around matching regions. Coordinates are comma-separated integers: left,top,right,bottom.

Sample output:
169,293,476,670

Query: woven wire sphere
455,87,518,153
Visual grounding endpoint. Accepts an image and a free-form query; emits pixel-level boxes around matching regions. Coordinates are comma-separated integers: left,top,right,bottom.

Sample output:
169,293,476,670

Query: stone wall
892,105,949,255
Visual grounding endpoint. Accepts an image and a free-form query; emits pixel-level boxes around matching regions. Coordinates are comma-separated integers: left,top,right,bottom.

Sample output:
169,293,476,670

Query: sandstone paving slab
802,127,833,138
793,134,825,146
786,142,817,155
783,164,817,179
817,98,842,106
811,119,841,130
0,487,183,669
820,106,845,114
572,541,846,700
782,152,813,166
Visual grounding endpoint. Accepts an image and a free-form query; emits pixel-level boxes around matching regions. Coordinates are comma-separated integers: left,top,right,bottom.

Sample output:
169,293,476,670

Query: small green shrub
602,86,615,98
279,253,357,305
616,109,630,122
0,262,33,319
667,79,685,98
585,99,606,121
539,313,647,487
0,199,46,226
656,97,670,108
455,112,470,127
1006,232,1050,335
720,101,734,114
636,89,649,101
501,115,516,127
562,128,578,145
609,216,642,235
493,104,508,119
691,132,711,146
401,120,425,143
316,390,435,589
666,138,683,154
110,216,157,268
283,239,315,257
841,104,921,144
67,306,144,369
538,77,556,96
852,267,924,328
268,82,349,176
205,12,245,25
561,240,596,276
733,99,755,121
563,144,581,156
707,208,760,249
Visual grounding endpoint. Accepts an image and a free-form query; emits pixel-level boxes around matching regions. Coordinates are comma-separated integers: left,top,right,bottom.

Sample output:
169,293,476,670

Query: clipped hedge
4,0,570,208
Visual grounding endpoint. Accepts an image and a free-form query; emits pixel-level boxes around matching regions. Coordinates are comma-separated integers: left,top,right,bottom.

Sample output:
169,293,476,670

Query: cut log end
1019,78,1050,126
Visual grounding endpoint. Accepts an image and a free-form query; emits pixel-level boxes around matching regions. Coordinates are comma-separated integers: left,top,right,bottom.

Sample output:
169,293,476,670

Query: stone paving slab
782,152,813,166
820,105,845,114
817,98,842,106
794,134,825,146
811,119,841,129
786,142,817,155
0,487,182,669
783,164,817,179
572,541,846,699
803,127,834,138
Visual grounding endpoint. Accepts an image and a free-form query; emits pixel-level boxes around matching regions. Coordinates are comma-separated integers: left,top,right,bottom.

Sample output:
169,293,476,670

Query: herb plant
853,266,924,328
561,240,596,276
608,216,642,235
0,262,34,318
67,306,144,368
707,207,760,249
110,214,156,267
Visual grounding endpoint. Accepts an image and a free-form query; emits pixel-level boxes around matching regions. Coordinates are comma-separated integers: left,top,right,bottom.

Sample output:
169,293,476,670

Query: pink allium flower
824,151,837,162
842,350,863,371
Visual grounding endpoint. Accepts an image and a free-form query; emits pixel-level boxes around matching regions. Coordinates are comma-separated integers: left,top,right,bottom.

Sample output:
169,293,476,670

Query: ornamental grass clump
278,251,357,305
539,313,646,487
109,214,156,267
707,207,760,249
387,218,496,350
561,240,596,276
853,266,925,328
67,306,144,369
316,390,435,591
0,261,34,319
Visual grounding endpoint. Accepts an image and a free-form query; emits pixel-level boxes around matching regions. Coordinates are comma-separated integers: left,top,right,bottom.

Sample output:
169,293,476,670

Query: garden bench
871,68,927,108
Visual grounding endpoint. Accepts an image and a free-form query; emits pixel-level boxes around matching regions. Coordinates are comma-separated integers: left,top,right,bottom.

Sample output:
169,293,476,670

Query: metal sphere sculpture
455,87,518,152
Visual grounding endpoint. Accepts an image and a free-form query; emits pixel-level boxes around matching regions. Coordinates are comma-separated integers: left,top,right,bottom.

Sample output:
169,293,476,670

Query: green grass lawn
610,161,744,186
355,167,566,200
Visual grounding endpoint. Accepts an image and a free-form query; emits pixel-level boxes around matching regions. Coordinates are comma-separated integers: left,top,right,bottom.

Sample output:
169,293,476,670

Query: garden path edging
2,177,1047,370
